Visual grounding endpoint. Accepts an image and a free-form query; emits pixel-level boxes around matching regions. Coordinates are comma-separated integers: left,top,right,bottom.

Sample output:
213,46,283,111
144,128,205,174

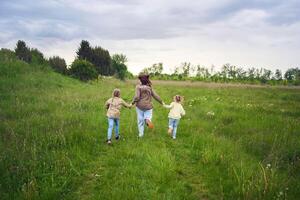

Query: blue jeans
169,118,180,139
136,107,152,137
107,118,120,140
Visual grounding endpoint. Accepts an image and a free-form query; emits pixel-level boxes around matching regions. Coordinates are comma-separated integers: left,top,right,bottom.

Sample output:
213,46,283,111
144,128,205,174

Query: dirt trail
127,80,300,89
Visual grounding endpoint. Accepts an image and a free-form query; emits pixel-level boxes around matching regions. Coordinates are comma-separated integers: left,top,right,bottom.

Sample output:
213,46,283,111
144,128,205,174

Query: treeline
3,40,133,81
142,62,300,85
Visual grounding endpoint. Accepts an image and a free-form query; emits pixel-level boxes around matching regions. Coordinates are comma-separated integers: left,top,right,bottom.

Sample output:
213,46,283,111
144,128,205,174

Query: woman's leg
114,118,120,138
172,119,180,139
144,109,153,128
107,118,114,140
136,108,145,137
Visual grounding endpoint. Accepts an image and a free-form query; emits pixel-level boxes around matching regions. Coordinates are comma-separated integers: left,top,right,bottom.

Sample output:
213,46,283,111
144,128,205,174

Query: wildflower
279,191,283,196
266,163,271,169
207,111,215,117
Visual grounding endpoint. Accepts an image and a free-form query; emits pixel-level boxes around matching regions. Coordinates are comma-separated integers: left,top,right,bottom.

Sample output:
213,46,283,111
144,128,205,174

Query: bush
0,48,16,62
69,59,97,81
49,56,67,74
15,40,32,63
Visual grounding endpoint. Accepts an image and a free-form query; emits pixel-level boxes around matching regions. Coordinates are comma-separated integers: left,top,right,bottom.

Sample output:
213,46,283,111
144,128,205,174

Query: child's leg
168,118,173,135
114,118,120,137
172,119,180,139
107,118,114,140
136,108,145,137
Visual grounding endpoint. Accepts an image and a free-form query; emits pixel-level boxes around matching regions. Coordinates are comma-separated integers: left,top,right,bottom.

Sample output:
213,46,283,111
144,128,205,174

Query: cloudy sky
1,0,300,74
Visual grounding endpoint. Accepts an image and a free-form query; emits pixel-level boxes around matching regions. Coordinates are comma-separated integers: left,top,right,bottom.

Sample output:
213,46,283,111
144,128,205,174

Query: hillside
1,53,300,199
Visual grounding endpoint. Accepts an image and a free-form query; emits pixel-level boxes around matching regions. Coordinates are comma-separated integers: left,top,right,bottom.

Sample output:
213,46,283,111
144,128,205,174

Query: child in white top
163,95,185,139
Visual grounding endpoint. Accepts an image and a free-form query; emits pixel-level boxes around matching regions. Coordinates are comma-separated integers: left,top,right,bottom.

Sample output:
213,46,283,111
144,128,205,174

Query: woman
132,73,163,137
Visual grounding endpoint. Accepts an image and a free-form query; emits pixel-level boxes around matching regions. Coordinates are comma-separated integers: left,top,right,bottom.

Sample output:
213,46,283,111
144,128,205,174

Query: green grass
1,57,300,200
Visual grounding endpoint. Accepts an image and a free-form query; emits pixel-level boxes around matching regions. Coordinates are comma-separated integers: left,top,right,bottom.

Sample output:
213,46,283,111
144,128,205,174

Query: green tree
274,69,282,80
247,68,256,81
181,62,191,77
284,68,300,84
76,41,113,76
196,65,210,79
69,59,97,81
30,48,47,64
111,54,128,80
49,56,67,74
15,40,32,63
92,46,112,75
143,63,163,76
76,40,93,61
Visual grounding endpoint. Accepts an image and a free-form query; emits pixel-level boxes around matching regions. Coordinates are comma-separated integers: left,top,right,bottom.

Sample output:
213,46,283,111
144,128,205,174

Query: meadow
1,57,300,200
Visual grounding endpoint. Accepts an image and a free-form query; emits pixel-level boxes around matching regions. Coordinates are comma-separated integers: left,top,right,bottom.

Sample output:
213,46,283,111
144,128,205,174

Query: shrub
69,59,97,81
49,56,67,74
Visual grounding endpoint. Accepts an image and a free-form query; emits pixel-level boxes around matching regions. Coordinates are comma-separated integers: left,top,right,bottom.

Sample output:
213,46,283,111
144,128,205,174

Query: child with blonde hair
105,88,132,144
163,95,185,139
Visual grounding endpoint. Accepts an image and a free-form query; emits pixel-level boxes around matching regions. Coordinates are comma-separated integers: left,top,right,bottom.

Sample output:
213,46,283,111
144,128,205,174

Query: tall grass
1,55,300,199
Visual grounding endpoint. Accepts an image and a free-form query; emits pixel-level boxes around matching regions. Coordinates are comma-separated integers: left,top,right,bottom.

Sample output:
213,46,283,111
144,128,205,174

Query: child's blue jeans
107,118,120,140
169,118,180,139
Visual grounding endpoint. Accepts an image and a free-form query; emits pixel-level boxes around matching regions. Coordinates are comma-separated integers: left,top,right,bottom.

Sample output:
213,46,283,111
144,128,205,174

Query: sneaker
115,135,120,140
106,139,112,144
145,119,154,129
168,128,173,136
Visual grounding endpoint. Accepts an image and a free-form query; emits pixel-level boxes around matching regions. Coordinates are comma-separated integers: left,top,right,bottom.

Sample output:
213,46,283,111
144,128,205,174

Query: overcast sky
1,0,300,74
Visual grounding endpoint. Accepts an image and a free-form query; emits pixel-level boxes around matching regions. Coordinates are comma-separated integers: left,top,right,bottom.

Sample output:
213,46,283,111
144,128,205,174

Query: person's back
167,102,185,119
106,97,127,118
133,84,162,110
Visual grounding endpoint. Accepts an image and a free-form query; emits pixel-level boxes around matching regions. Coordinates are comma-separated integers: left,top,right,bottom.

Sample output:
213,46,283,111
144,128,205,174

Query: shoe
115,135,120,140
168,128,173,136
145,119,154,129
106,139,112,144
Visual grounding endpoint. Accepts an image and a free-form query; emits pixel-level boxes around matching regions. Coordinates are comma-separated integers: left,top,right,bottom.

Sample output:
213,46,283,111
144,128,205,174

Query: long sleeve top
163,102,186,119
132,85,163,110
105,97,131,118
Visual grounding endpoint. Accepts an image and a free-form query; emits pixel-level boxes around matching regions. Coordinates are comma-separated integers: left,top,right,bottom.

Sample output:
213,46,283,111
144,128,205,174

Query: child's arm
163,102,173,109
121,99,132,108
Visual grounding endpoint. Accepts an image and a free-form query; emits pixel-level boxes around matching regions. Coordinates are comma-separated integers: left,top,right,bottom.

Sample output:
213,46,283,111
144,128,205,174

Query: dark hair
138,74,151,86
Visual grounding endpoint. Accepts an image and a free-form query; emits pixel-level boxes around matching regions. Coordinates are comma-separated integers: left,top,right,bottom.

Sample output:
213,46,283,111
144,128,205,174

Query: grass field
1,58,300,200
